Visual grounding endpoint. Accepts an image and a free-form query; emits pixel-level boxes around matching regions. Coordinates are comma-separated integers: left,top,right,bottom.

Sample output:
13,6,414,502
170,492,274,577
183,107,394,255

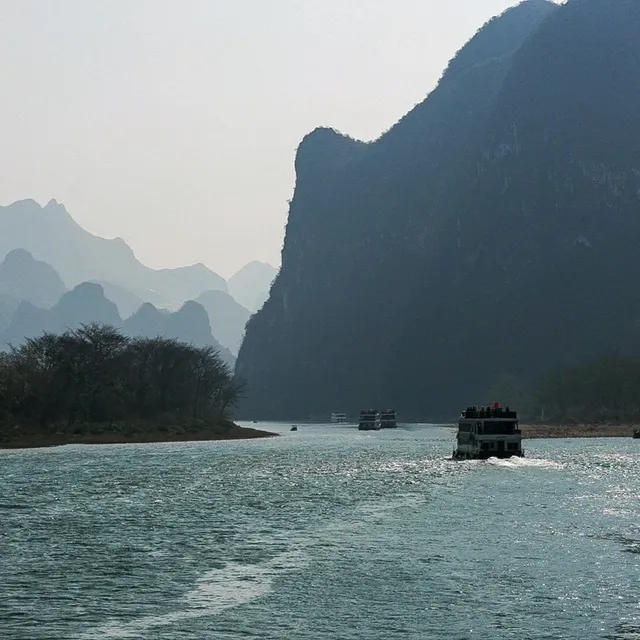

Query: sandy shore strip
0,424,278,449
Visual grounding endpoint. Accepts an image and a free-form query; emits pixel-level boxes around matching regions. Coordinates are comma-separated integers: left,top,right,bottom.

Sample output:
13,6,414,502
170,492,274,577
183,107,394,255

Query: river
1,423,638,639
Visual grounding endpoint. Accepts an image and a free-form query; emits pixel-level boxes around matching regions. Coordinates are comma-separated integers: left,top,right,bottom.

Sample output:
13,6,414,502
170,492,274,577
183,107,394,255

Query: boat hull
452,450,525,460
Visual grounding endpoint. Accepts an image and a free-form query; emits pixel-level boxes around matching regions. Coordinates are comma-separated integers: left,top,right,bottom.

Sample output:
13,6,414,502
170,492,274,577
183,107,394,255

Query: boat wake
484,456,562,469
79,549,308,639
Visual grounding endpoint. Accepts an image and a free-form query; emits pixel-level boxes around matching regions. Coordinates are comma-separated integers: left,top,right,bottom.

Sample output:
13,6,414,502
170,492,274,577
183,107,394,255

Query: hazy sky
0,0,546,278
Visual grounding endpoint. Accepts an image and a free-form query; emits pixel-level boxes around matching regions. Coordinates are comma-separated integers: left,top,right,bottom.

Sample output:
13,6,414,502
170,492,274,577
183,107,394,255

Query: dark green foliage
538,355,640,422
0,324,244,432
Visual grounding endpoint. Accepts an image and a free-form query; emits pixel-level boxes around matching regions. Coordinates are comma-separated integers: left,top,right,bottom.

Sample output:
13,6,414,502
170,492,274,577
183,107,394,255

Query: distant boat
358,410,381,431
453,403,524,460
331,412,347,424
290,425,298,431
379,409,397,429
633,429,640,439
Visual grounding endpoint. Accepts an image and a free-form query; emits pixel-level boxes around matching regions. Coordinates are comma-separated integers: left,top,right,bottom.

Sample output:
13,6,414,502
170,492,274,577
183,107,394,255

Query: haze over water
1,424,639,639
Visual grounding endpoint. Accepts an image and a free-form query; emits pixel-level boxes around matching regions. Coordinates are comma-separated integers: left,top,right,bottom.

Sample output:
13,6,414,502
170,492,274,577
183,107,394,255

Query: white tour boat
453,403,524,459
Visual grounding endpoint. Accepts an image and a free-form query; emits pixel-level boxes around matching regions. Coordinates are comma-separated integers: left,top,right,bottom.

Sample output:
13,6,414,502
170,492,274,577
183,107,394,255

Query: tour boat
331,412,348,424
358,410,381,431
453,403,524,459
379,409,397,429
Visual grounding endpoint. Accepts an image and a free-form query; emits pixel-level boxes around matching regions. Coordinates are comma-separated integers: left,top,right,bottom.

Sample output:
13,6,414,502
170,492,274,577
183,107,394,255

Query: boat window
507,442,519,451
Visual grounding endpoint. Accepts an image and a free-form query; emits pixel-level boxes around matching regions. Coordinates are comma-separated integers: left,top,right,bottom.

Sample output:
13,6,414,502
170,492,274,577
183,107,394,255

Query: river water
1,423,639,640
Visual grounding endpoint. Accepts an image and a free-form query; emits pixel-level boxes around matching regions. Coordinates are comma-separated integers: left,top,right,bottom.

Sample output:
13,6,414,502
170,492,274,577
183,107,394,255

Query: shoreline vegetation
0,324,275,450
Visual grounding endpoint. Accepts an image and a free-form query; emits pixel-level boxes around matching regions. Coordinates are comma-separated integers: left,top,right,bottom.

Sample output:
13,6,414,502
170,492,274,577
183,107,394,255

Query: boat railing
461,408,518,419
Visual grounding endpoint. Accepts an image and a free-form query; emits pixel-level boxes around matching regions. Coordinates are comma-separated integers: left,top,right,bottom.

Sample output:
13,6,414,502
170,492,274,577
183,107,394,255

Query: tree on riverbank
0,324,244,434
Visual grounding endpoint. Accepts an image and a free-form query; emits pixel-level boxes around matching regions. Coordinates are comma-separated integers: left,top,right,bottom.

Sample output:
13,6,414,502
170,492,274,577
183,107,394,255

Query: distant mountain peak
195,289,251,356
69,281,106,299
4,247,35,263
0,198,228,302
228,262,278,313
122,299,235,367
0,248,67,309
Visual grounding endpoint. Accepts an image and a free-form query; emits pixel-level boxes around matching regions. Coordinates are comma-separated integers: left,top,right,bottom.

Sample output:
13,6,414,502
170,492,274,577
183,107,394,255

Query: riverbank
520,423,638,439
0,420,278,449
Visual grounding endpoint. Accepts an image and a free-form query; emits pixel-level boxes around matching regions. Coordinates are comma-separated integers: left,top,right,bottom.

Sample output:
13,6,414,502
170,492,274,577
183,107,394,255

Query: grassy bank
0,419,278,449
520,423,638,439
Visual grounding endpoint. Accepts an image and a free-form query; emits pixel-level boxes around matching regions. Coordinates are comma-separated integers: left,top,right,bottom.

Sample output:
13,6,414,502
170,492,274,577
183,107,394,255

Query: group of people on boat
462,405,517,419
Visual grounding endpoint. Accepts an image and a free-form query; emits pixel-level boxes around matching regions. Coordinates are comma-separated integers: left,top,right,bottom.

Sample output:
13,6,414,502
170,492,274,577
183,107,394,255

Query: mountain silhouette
195,289,251,355
89,280,146,319
0,199,227,304
228,261,278,312
236,0,640,419
1,282,122,348
0,249,67,308
123,300,235,367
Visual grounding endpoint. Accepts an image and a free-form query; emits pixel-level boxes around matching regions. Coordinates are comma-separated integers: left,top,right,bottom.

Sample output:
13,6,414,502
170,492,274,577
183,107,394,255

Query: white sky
0,0,548,278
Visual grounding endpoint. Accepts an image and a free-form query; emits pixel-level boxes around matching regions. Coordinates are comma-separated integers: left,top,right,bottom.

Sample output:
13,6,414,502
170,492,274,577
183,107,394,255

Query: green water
1,423,638,639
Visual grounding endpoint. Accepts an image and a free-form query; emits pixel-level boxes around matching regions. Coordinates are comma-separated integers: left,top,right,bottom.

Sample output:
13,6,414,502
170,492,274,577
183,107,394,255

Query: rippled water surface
1,423,639,639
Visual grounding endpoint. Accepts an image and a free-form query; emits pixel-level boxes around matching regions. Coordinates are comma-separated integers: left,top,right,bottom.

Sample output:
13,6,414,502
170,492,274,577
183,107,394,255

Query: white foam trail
485,456,562,469
80,550,308,639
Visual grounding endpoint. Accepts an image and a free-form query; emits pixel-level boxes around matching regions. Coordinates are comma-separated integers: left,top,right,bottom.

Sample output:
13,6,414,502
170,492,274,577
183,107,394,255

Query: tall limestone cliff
237,0,640,419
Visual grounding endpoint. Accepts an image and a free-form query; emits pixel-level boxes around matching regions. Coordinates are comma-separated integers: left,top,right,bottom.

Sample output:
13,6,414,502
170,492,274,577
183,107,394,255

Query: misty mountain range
0,201,278,359
237,0,640,419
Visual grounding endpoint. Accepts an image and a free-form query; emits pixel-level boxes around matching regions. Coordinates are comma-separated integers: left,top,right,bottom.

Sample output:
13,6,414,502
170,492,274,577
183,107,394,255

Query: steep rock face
395,0,640,412
123,300,235,367
0,249,67,308
228,261,278,312
1,282,122,347
237,0,559,419
0,199,227,303
238,0,640,419
195,290,251,355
